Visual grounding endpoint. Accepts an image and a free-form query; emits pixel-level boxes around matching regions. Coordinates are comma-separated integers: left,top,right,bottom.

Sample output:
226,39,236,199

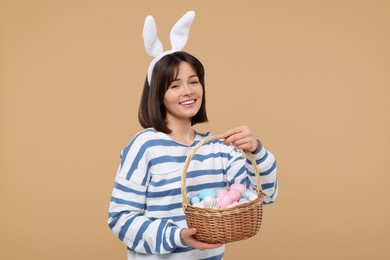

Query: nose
182,83,193,95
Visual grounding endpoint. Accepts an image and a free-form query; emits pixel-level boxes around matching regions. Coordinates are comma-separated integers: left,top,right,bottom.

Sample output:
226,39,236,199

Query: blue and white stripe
108,128,278,259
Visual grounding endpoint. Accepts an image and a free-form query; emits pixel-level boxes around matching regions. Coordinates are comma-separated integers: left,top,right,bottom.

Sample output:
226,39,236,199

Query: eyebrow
171,74,198,82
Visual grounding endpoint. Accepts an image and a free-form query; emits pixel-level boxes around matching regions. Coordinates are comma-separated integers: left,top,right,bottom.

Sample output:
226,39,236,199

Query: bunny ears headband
143,10,196,85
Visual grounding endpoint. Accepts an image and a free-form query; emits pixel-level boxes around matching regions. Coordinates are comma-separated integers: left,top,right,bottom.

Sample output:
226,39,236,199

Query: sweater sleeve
247,141,278,204
224,141,278,204
108,134,186,254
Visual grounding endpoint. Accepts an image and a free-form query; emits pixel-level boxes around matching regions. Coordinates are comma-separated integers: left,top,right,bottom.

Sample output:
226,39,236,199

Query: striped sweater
108,128,278,260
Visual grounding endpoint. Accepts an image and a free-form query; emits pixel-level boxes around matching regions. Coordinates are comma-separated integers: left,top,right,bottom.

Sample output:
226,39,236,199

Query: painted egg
190,196,201,205
228,190,241,202
217,195,233,209
248,193,259,201
230,183,246,194
187,193,196,201
199,189,216,200
192,201,205,208
203,196,217,208
227,202,241,208
242,189,259,201
239,198,249,204
216,189,229,199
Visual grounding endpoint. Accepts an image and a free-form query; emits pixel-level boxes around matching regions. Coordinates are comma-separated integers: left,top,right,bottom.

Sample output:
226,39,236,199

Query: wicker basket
181,135,263,244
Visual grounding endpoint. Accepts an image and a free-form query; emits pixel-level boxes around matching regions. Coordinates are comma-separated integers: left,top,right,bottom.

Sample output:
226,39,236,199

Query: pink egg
227,202,241,208
230,183,246,194
228,190,241,202
216,189,229,199
217,195,233,208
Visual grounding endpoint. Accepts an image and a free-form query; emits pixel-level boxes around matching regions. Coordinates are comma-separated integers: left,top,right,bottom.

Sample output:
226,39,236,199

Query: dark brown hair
138,51,208,133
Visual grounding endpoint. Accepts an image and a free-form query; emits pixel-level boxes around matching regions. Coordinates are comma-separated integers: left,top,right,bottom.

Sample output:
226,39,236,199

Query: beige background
1,0,389,259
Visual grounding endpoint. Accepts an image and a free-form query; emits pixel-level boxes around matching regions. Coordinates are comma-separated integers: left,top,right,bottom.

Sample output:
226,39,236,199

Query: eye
190,80,200,85
169,84,180,89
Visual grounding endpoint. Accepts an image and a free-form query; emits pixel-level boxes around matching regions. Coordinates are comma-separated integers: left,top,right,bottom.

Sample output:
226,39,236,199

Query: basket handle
181,135,262,205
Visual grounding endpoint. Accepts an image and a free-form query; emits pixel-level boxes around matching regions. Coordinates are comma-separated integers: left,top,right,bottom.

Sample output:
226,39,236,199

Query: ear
143,15,163,57
170,10,196,51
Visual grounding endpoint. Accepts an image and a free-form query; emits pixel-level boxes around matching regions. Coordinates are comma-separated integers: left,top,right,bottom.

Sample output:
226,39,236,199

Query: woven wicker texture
181,135,264,244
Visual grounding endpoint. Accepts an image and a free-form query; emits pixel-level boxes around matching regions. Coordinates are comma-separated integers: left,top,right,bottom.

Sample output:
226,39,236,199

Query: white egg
242,189,258,200
248,193,259,201
203,196,217,208
192,201,205,208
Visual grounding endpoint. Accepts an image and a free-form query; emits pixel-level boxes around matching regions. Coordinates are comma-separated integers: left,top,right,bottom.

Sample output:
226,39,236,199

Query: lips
179,99,196,105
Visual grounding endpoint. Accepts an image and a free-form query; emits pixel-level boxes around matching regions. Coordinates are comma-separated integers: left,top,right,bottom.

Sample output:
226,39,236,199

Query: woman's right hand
181,228,223,250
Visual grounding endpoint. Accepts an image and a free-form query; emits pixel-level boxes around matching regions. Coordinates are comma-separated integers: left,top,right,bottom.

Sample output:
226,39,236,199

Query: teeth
180,100,195,105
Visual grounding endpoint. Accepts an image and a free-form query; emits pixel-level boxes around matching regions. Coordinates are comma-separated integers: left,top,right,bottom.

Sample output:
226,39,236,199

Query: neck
166,118,195,145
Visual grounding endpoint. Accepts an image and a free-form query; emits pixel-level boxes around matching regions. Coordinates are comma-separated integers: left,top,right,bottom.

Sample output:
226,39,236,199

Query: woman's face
163,62,203,123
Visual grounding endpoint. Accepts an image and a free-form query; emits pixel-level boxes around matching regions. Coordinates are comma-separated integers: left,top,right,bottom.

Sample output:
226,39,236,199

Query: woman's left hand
219,125,260,153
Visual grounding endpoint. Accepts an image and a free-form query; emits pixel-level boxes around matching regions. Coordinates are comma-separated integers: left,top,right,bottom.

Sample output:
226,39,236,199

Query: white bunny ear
143,11,197,85
143,15,163,57
170,10,196,51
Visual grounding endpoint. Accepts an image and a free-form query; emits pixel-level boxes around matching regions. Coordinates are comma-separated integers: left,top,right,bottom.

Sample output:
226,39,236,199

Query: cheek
198,88,204,102
163,92,177,107
197,85,204,96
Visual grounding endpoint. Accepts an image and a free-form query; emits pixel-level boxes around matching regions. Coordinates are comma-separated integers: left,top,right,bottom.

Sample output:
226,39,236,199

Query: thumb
188,228,197,235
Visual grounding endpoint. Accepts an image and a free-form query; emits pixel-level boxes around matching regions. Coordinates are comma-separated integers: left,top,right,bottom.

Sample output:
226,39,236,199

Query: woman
108,51,278,259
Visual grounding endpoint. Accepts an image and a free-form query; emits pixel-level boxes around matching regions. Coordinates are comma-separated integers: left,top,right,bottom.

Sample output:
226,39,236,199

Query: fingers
181,228,223,250
181,228,197,241
220,126,258,152
220,126,246,144
201,242,223,250
222,132,247,145
219,126,245,140
187,228,197,236
231,136,253,150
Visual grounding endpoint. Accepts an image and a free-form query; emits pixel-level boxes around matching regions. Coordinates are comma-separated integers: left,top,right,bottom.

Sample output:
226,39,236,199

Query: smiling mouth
179,99,196,105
